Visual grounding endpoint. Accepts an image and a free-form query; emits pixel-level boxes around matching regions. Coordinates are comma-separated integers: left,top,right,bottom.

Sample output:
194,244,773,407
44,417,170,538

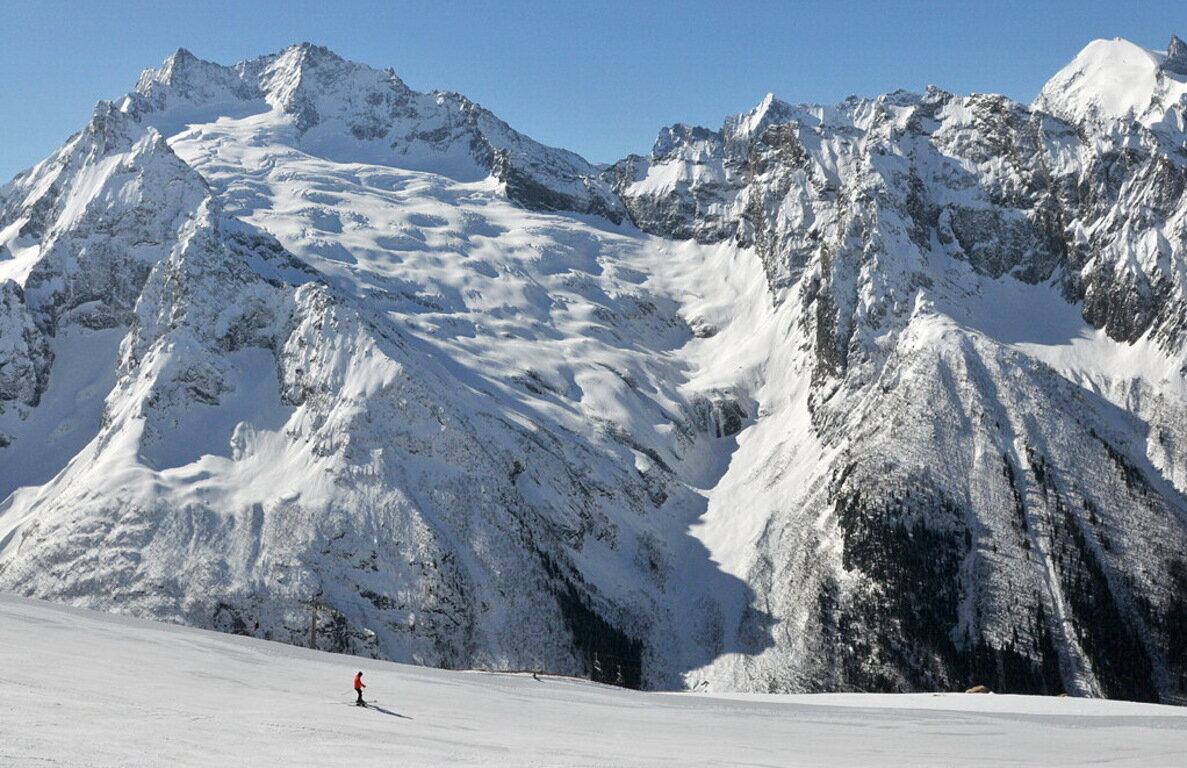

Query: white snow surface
3,593,1185,768
1035,37,1187,129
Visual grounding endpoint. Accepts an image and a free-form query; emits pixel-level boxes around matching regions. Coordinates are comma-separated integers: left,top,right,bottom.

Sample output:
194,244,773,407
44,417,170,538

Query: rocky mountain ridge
125,44,625,221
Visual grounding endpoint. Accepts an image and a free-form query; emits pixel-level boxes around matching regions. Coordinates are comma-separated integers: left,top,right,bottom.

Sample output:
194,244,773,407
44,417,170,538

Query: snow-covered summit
121,44,624,221
129,46,266,119
1034,36,1187,129
723,93,799,141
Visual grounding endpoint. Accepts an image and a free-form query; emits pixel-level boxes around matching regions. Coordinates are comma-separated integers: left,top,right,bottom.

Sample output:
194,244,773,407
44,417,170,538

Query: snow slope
1035,36,1187,129
3,593,1185,768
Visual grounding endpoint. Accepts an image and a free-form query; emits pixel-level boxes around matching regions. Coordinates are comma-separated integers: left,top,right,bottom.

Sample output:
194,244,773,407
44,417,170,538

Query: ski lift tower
299,597,331,650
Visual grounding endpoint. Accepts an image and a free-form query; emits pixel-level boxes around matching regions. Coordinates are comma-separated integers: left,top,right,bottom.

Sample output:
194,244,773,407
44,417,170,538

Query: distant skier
353,671,366,706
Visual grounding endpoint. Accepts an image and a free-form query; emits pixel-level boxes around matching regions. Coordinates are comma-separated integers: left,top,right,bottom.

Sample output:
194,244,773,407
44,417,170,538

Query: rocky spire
1162,35,1187,76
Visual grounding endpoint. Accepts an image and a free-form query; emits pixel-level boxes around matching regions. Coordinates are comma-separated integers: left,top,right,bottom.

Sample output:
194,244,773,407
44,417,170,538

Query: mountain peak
110,44,622,221
166,47,199,67
1163,34,1187,75
130,46,260,118
650,123,720,158
81,99,158,159
274,42,346,69
724,93,796,139
139,47,215,89
1034,36,1187,128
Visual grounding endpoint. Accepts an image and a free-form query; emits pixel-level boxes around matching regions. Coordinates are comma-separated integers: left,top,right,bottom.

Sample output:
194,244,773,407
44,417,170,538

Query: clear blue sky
1,0,1185,181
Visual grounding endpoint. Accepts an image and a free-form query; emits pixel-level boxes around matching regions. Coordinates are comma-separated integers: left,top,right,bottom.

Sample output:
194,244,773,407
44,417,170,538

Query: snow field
3,593,1186,767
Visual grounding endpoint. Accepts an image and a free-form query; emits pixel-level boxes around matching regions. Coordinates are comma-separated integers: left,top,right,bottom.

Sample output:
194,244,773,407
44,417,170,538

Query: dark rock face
1162,35,1187,76
493,148,624,224
0,281,51,412
684,391,749,439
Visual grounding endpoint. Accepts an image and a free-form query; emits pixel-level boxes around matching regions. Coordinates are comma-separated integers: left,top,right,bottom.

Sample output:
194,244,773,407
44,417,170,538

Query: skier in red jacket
353,671,366,706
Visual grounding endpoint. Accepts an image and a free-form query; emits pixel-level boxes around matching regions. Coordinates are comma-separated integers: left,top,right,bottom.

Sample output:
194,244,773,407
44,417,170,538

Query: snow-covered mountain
1035,35,1187,129
2,39,1187,703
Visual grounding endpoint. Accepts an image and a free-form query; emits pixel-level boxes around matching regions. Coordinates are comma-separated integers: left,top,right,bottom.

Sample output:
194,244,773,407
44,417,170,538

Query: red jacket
353,673,365,690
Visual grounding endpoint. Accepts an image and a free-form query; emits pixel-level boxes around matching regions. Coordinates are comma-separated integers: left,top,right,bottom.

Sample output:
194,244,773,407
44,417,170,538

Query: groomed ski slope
1,594,1184,767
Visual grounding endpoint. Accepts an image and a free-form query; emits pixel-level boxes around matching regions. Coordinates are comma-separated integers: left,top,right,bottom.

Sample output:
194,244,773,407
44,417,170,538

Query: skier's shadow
368,705,412,719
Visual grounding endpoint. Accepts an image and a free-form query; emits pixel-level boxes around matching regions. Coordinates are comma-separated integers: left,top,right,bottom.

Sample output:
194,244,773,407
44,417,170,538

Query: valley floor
1,593,1184,767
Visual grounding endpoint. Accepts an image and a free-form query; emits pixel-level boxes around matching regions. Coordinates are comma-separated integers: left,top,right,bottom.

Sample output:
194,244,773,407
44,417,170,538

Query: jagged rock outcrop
0,281,50,419
1162,35,1187,76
